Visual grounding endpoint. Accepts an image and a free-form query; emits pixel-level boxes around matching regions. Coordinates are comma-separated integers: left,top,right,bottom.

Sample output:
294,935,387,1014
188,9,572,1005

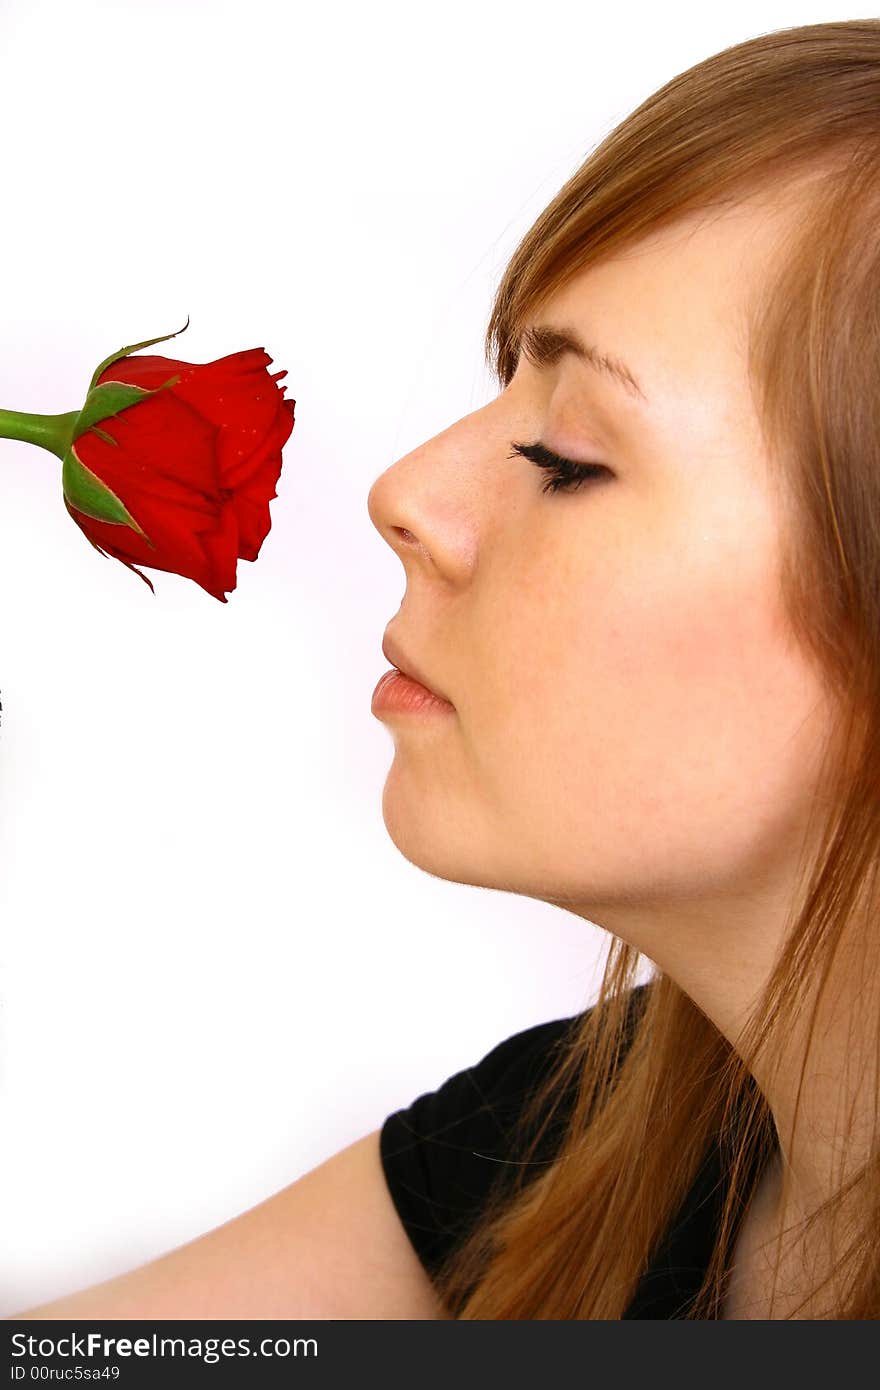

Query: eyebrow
517,322,648,403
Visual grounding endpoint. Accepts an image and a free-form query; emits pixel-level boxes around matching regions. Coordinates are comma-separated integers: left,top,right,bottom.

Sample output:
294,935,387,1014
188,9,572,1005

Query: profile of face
367,196,837,969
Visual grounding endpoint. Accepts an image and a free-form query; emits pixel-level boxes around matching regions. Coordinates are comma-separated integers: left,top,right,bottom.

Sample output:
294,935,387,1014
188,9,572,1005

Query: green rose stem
0,403,152,541
0,318,190,546
0,408,79,460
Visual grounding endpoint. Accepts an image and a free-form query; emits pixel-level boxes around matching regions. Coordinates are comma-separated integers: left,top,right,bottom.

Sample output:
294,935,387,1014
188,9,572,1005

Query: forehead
541,198,798,405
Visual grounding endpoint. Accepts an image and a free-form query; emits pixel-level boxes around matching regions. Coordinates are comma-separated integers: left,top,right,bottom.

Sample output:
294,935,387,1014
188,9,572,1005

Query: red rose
65,346,295,603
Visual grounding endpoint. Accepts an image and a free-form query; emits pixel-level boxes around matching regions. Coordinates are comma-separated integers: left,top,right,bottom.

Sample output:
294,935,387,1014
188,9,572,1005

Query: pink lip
380,631,453,706
371,668,456,717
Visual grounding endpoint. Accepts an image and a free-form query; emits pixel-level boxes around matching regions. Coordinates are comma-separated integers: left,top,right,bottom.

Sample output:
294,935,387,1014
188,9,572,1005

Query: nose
367,464,432,566
367,393,521,580
364,414,453,567
366,426,476,581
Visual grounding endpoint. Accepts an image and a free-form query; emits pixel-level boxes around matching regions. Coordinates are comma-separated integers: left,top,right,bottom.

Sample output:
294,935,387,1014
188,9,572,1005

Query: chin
379,778,501,891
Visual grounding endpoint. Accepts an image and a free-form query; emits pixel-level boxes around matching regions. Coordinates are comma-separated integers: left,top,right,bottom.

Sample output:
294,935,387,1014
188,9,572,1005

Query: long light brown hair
431,20,880,1319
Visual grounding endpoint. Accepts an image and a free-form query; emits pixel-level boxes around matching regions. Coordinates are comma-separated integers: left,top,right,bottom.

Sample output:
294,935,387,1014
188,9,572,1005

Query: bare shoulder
8,1129,450,1320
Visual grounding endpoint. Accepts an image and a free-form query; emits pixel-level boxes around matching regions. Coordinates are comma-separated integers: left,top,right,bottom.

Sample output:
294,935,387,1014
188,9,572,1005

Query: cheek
471,509,829,900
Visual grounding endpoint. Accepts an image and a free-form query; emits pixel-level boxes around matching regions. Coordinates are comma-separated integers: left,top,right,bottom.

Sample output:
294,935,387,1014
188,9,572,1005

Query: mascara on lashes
507,440,610,496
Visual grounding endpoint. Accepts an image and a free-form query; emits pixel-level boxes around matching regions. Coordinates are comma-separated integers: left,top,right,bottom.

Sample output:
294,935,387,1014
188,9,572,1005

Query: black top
379,983,770,1318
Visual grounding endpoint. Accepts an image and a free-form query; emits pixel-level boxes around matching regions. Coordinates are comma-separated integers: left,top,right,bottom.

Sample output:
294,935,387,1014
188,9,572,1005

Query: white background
0,0,864,1314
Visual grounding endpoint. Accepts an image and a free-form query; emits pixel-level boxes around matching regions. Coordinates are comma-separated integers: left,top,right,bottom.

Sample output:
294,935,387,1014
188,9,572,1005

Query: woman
11,18,880,1319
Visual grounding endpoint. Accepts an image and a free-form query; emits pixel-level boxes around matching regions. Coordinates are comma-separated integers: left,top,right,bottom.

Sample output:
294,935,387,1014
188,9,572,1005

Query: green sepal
61,440,157,550
86,313,190,393
73,380,156,441
63,374,180,541
61,313,191,541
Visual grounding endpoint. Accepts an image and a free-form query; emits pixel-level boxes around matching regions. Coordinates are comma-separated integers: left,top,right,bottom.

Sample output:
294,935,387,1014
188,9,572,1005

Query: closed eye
507,440,611,496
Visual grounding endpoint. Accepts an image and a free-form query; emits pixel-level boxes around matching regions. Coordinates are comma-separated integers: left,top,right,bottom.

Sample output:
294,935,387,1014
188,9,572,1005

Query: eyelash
507,440,610,495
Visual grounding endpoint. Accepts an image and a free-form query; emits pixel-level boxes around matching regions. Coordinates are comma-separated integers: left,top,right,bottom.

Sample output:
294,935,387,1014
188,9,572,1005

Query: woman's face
367,198,835,971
